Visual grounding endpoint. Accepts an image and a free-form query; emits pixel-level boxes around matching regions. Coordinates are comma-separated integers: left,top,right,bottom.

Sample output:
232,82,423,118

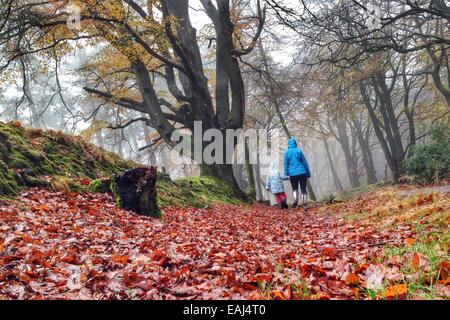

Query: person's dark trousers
290,174,308,208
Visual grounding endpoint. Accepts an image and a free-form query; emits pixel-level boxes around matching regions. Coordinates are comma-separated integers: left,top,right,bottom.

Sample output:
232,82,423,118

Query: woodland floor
0,186,449,300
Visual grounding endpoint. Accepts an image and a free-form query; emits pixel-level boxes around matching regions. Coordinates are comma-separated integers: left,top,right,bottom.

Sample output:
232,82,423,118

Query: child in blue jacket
266,161,289,209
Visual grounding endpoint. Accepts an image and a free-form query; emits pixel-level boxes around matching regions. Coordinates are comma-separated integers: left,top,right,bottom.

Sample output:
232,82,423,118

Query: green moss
0,160,20,196
87,179,111,193
0,121,134,196
23,175,48,188
69,181,85,193
0,125,26,146
157,176,242,208
17,145,43,162
110,178,122,207
9,151,32,170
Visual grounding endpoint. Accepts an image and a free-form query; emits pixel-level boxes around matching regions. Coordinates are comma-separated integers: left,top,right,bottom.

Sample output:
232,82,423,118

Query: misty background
1,0,448,203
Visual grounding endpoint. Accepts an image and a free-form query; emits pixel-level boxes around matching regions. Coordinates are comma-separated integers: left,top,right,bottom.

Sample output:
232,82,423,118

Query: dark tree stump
113,166,160,218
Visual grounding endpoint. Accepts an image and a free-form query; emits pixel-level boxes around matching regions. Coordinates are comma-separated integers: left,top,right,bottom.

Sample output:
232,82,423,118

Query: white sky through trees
1,0,298,130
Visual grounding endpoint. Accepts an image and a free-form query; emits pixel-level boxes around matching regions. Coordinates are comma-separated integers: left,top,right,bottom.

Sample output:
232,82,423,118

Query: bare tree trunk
160,146,168,174
360,82,404,181
371,73,405,181
245,137,256,198
401,56,417,155
323,139,344,193
336,117,360,188
142,123,157,165
253,148,263,201
350,118,377,184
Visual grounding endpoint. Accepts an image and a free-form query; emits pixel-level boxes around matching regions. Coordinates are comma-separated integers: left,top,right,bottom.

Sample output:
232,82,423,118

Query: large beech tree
0,0,266,194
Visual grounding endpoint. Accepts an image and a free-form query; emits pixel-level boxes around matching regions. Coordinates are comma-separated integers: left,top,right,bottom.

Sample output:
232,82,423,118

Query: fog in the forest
1,0,448,203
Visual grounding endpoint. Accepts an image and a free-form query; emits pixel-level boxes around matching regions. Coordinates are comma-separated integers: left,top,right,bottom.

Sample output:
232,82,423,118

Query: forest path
0,188,448,300
398,184,450,197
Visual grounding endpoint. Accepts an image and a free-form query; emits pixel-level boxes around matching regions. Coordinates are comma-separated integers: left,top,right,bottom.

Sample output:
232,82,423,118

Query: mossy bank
157,175,242,208
0,121,242,208
87,174,242,209
0,121,133,196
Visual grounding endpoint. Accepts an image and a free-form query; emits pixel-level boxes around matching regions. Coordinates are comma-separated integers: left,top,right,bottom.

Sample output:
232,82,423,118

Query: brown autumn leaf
438,261,450,284
412,253,420,269
411,253,428,270
321,247,335,257
253,273,272,283
385,284,407,299
271,290,286,300
111,254,129,264
345,273,360,286
31,204,51,212
248,290,264,300
61,255,82,265
151,249,166,261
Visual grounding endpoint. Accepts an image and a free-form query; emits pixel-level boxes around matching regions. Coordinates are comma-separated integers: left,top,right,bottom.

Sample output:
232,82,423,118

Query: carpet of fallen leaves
0,188,449,300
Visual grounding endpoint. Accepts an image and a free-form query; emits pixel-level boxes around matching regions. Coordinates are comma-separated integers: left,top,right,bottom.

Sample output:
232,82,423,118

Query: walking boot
302,194,308,211
292,191,299,208
281,198,288,209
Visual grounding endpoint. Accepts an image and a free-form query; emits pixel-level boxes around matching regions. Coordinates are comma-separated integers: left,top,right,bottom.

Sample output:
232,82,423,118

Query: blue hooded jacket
284,138,311,178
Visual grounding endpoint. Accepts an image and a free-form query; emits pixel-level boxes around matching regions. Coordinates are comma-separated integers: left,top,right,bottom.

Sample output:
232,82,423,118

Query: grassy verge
339,187,449,299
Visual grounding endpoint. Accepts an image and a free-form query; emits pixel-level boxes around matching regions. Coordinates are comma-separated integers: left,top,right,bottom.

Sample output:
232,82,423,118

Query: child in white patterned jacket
266,162,289,209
